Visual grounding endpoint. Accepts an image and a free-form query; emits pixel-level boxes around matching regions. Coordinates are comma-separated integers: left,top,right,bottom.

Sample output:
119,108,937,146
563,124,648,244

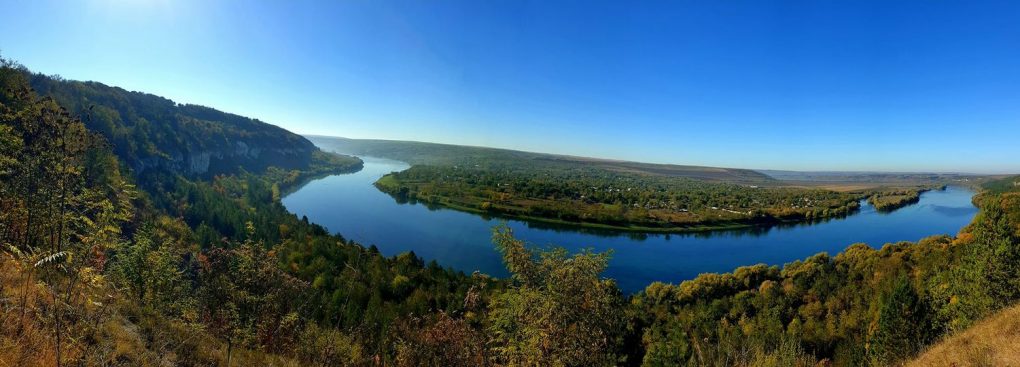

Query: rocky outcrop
130,143,315,177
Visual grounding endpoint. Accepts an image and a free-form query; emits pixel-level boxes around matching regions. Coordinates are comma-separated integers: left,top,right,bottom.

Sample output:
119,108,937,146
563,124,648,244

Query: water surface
283,157,979,292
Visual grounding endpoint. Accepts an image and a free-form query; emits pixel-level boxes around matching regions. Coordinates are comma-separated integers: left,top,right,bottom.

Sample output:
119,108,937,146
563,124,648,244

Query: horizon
3,1,1020,173
305,134,999,175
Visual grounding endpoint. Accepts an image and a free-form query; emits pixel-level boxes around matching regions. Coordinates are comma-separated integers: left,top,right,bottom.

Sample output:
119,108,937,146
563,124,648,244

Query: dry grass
0,258,302,367
0,259,64,367
909,304,1020,367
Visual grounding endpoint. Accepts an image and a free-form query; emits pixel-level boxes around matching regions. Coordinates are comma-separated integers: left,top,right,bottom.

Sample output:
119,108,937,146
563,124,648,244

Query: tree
868,278,932,365
196,222,308,365
974,193,1020,304
109,219,194,315
393,312,487,367
487,225,625,366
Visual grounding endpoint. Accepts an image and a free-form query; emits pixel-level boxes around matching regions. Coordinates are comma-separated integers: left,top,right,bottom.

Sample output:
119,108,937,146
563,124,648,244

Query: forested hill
26,70,317,177
307,135,773,182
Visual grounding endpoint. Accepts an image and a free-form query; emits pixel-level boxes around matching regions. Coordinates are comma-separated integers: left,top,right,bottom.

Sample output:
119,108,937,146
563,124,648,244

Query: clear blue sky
2,0,1019,173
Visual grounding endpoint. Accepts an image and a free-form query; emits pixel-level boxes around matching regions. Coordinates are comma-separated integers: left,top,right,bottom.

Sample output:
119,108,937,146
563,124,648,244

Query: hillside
306,135,773,182
908,303,1020,366
1,60,468,366
905,176,1020,367
26,70,319,177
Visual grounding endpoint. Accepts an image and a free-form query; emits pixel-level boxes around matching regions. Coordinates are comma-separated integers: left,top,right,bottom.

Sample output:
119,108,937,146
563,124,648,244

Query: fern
34,251,68,268
5,244,22,259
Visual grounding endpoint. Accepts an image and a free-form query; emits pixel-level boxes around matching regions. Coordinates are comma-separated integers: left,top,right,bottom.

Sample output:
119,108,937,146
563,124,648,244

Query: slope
26,70,318,177
908,303,1020,367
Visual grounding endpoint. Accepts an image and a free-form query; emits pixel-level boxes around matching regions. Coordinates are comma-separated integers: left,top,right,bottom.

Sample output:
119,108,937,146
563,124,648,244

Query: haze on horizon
1,0,1018,173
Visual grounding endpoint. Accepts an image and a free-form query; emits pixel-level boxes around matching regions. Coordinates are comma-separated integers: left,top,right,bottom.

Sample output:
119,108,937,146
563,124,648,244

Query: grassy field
909,303,1020,367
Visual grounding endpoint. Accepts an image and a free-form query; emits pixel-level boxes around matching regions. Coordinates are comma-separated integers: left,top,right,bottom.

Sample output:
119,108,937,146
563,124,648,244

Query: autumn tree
487,225,626,366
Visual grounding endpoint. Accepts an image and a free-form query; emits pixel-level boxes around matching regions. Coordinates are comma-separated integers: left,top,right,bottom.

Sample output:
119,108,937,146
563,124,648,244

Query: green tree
487,225,625,366
110,219,194,316
974,194,1020,304
868,278,932,365
640,318,694,366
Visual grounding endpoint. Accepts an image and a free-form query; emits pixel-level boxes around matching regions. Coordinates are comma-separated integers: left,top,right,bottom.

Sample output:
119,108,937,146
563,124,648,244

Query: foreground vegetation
3,60,1019,366
908,303,1020,366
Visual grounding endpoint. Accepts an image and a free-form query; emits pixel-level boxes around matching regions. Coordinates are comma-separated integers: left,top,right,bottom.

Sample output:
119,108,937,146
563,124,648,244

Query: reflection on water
931,205,981,217
283,156,980,293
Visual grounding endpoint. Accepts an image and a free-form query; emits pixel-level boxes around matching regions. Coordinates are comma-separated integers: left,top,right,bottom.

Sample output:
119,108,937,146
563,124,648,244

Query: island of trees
3,60,1019,366
867,187,944,212
376,163,873,232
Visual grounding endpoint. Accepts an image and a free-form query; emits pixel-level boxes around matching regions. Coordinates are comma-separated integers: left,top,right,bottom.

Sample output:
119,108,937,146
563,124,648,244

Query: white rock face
190,152,212,174
235,141,249,156
130,137,314,176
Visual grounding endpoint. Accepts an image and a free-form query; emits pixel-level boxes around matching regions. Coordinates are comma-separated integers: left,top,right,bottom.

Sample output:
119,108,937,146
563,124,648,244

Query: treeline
377,164,868,232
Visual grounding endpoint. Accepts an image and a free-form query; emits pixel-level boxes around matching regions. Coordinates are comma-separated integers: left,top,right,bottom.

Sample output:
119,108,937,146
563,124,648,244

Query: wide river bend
283,157,979,292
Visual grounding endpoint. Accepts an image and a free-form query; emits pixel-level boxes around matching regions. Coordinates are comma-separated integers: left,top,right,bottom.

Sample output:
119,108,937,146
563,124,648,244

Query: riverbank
378,188,865,234
374,175,880,234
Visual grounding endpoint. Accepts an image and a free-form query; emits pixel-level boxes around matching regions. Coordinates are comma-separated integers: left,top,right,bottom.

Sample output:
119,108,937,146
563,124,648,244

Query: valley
5,2,1019,365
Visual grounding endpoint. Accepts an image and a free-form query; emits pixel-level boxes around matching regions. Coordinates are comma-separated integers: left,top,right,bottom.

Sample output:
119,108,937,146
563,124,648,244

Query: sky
1,0,1019,173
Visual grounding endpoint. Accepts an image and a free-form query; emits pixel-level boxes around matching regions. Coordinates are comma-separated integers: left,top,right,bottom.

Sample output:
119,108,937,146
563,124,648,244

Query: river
283,156,979,292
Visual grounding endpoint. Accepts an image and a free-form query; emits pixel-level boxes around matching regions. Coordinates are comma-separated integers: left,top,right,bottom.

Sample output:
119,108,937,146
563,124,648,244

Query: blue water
283,157,979,293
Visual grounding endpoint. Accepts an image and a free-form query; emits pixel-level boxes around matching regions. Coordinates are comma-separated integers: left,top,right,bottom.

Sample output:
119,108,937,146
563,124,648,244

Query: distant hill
306,135,773,183
982,174,1020,194
758,169,983,184
27,72,317,177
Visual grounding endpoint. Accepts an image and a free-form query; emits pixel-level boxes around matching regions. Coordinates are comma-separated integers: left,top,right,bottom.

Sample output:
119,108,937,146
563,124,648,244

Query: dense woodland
3,60,1020,366
28,73,317,177
376,164,873,231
